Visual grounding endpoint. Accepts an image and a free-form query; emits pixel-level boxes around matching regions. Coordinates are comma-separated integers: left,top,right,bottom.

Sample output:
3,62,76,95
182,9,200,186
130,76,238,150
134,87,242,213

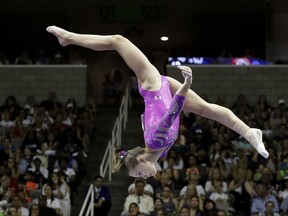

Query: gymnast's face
128,158,157,179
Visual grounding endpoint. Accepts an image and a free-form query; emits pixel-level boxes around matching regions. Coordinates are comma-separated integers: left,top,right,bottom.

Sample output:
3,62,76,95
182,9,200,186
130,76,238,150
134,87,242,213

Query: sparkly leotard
138,76,185,158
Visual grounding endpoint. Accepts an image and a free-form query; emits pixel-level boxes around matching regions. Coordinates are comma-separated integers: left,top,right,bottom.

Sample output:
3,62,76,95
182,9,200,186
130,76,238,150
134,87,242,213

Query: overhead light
160,36,169,41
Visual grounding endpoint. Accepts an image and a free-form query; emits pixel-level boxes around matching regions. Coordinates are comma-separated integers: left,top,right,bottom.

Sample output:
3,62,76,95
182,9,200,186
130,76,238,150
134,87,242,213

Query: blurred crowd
117,94,288,216
0,92,97,216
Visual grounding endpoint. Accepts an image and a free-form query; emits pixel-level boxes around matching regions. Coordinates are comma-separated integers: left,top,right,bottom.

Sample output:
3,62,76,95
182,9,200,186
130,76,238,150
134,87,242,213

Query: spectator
38,195,57,216
93,175,112,216
40,91,62,118
33,48,49,65
24,96,37,119
203,199,218,216
122,178,154,215
205,167,227,194
178,207,190,216
209,182,228,211
189,196,204,216
250,183,279,215
29,203,40,216
14,51,32,64
179,171,205,202
228,167,253,215
43,184,61,214
0,52,9,64
11,195,29,216
0,96,21,120
160,185,178,215
128,178,154,197
126,202,143,216
178,184,198,211
216,210,227,216
27,157,49,184
262,201,280,216
149,198,164,216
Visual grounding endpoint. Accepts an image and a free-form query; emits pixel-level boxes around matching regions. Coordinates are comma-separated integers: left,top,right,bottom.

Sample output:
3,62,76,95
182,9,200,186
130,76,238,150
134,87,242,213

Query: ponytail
112,146,146,173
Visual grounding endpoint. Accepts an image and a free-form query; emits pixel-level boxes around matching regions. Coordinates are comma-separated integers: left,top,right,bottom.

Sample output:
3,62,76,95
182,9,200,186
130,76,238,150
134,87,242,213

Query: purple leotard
138,76,185,158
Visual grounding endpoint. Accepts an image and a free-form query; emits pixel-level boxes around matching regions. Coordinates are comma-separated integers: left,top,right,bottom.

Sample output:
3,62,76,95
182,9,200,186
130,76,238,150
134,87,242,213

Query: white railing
100,85,129,181
79,86,129,216
79,184,94,216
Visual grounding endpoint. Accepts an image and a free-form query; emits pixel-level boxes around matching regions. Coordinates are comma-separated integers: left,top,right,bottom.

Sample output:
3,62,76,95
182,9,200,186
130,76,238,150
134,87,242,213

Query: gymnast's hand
177,65,192,84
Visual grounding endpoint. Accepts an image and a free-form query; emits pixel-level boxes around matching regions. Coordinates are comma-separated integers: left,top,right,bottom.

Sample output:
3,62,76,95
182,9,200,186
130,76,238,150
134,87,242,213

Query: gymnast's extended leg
46,26,161,91
166,74,269,159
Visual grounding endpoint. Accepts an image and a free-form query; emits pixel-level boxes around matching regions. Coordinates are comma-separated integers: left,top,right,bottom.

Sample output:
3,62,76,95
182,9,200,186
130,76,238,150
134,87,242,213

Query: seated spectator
14,51,32,64
0,111,15,133
29,203,40,216
93,175,111,216
163,149,184,170
182,154,199,179
278,177,288,202
178,207,190,216
0,96,21,120
195,147,211,181
4,206,17,216
27,157,49,185
21,130,41,153
216,210,227,216
4,157,20,179
178,184,197,211
149,198,164,216
189,196,204,216
53,156,77,201
41,132,59,157
24,171,38,203
0,52,9,64
33,48,49,65
251,183,279,215
43,184,61,215
261,200,280,216
179,171,205,200
203,199,218,216
128,178,154,197
209,142,223,165
209,182,228,212
40,91,62,117
154,168,182,197
122,178,154,215
24,95,37,119
126,202,144,216
205,167,227,195
160,185,178,215
228,167,253,215
11,195,29,216
37,195,57,216
18,148,33,175
0,137,15,165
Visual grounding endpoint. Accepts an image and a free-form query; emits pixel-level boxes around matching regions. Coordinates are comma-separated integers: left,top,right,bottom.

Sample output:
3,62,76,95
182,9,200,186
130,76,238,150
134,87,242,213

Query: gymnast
46,26,269,179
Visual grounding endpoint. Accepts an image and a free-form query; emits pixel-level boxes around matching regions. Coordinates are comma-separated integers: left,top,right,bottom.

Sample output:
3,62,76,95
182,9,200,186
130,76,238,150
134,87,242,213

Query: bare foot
46,26,70,46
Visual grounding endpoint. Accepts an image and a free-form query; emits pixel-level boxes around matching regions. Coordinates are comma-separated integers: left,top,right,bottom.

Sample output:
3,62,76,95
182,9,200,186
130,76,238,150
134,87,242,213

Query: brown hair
112,146,146,173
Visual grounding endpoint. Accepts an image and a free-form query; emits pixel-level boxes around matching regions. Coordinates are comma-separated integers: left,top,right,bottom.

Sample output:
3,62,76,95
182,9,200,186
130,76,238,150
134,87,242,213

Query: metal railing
79,184,94,216
100,85,129,181
79,85,129,216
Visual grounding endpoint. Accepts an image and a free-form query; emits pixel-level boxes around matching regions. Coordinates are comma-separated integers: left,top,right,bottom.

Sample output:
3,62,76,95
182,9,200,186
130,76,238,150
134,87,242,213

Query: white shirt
180,185,205,197
128,183,154,195
209,191,228,202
